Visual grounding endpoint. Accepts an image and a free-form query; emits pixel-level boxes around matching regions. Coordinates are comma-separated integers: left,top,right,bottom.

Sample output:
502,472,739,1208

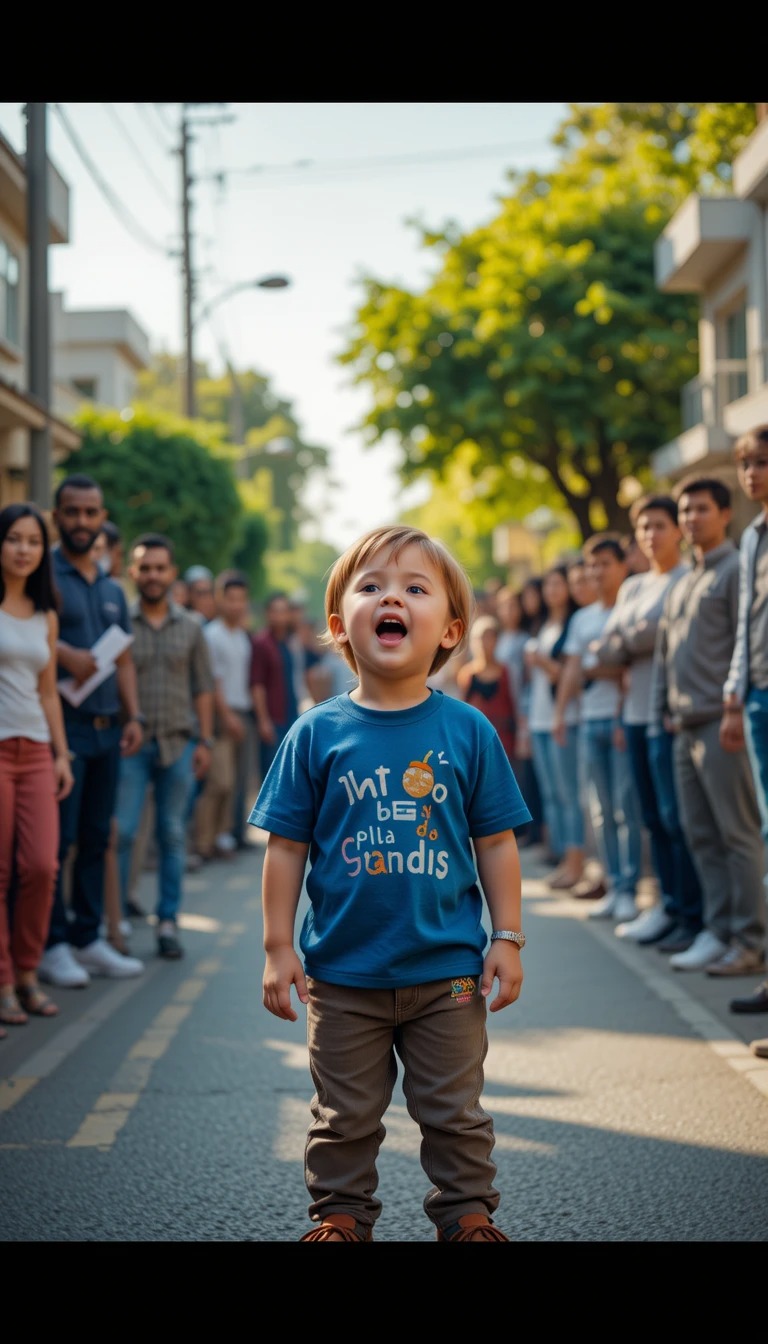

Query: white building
653,108,768,532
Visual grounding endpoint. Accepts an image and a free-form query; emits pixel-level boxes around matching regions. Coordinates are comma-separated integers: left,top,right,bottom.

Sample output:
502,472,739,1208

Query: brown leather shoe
706,946,766,977
750,1038,768,1058
572,877,607,901
300,1213,373,1241
548,870,583,891
436,1214,509,1241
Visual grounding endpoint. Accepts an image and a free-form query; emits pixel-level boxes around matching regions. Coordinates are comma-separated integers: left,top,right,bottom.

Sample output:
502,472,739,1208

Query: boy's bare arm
474,830,524,1013
262,833,310,1022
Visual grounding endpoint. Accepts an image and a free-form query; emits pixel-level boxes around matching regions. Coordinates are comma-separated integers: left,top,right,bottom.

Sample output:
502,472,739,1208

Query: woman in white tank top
0,502,74,1029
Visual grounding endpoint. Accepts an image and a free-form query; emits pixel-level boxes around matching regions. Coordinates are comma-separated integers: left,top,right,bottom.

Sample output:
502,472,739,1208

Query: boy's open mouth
376,617,407,645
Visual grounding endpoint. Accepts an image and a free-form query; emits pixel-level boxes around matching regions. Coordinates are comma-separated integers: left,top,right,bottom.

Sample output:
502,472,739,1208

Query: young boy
249,525,531,1242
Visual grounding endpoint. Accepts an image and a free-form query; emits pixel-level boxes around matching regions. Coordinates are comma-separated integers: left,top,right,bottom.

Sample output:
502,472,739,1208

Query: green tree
57,404,244,576
337,102,757,541
137,354,332,552
400,440,576,583
263,538,342,623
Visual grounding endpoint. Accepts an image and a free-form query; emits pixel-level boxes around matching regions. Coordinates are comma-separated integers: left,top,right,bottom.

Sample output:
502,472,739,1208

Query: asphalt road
1,833,767,1243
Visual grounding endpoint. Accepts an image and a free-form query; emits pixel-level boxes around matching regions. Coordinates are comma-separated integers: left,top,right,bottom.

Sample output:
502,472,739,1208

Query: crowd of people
0,470,352,1030
2,423,768,1068
428,424,768,1062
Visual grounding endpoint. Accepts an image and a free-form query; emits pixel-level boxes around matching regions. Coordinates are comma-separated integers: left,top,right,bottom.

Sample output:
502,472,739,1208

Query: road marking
67,996,195,1148
0,967,162,1113
552,887,768,1102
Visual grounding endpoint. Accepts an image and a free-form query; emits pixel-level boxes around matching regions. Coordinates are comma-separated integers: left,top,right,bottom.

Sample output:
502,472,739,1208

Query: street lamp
185,274,291,418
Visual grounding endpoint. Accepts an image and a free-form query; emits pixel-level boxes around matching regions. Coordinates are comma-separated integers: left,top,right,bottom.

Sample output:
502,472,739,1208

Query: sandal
15,984,59,1018
299,1213,373,1242
0,991,28,1026
437,1214,510,1242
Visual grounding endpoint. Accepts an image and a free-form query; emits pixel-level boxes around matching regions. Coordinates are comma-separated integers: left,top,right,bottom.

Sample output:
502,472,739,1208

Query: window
72,378,97,400
0,236,20,347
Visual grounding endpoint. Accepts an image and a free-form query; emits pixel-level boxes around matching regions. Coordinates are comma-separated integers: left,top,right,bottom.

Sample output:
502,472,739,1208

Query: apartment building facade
0,127,150,509
652,111,768,533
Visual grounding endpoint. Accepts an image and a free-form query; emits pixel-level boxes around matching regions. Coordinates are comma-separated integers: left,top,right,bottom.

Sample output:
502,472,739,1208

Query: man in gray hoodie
650,475,766,977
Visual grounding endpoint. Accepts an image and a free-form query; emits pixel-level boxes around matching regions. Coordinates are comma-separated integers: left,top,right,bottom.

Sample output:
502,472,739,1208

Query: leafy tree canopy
337,102,757,541
57,404,244,576
137,353,332,552
262,538,342,623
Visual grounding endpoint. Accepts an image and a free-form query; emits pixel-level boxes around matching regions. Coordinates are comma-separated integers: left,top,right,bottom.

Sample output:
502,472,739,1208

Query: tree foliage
57,404,244,576
337,102,758,541
137,353,332,552
263,538,342,622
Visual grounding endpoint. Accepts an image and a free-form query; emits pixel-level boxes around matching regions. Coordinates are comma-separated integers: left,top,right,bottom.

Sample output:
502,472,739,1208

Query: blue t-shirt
249,688,531,989
53,547,131,715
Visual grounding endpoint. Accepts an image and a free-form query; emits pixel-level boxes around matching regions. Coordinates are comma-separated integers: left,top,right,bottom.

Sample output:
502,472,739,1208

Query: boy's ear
440,617,464,651
327,612,349,645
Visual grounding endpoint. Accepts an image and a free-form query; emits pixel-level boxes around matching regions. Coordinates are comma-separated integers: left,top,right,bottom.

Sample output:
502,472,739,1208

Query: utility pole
25,101,52,508
181,109,195,418
178,102,234,420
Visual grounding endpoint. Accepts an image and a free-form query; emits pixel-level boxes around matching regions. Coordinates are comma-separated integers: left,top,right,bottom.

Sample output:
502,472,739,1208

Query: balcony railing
680,347,768,431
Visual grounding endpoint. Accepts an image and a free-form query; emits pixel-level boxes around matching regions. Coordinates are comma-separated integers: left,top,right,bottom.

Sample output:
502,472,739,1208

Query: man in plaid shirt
114,533,215,960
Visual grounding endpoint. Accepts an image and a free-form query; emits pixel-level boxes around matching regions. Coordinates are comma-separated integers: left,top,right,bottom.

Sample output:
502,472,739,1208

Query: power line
104,102,176,208
214,137,554,183
152,102,179,137
52,102,173,257
134,99,175,151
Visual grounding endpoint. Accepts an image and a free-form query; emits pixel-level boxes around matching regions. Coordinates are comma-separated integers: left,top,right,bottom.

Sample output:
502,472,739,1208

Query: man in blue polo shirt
38,475,146,989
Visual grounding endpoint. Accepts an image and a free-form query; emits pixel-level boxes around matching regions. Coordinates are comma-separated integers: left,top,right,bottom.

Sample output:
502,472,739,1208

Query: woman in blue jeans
524,566,584,889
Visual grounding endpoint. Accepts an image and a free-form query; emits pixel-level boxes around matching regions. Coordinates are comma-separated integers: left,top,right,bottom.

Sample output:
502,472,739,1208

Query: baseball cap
183,565,214,585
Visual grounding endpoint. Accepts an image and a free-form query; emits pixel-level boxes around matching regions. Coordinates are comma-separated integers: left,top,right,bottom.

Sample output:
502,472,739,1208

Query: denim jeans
531,727,584,858
744,687,768,845
579,718,642,895
625,723,703,931
47,721,122,950
744,687,768,896
115,738,196,924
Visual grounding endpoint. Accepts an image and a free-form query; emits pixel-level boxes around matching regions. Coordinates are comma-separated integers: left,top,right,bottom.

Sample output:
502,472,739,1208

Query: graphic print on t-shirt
339,742,451,880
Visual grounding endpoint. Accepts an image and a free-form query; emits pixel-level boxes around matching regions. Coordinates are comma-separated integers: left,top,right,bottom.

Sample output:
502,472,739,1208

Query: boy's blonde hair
323,525,475,676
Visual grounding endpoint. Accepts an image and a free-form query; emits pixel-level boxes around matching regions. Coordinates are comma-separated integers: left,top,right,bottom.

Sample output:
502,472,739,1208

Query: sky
0,101,570,551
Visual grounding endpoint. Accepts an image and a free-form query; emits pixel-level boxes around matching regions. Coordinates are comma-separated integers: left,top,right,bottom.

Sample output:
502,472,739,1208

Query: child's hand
263,947,309,1021
481,945,523,1013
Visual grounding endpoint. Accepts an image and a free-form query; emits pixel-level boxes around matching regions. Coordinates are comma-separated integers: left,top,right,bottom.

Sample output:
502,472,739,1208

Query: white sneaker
588,891,618,919
215,832,237,852
74,938,144,978
612,895,638,923
615,905,672,942
669,929,729,971
38,942,91,989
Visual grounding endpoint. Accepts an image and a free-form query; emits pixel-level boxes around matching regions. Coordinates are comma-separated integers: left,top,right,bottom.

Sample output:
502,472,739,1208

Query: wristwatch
491,929,526,949
197,736,215,750
129,713,147,727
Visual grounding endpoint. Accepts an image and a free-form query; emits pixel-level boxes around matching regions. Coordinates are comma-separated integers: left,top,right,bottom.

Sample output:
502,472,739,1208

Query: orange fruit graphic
402,749,434,798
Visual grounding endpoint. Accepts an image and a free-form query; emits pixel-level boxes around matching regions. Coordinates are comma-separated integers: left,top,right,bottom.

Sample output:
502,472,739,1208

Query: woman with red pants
0,502,74,1029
